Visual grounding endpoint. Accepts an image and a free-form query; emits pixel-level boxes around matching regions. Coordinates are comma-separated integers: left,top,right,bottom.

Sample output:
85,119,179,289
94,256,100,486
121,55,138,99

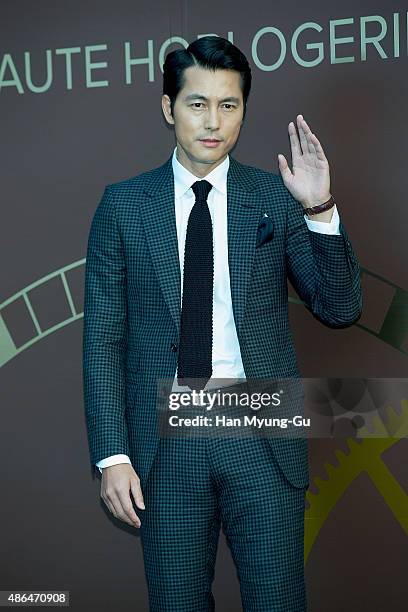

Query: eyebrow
183,94,241,104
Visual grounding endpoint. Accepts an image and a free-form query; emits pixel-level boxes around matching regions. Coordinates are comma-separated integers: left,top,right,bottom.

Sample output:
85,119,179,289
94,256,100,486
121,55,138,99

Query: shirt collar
172,145,229,198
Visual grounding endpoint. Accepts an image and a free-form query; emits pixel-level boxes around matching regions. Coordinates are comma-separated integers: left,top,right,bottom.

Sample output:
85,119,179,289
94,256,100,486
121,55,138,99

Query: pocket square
256,214,274,248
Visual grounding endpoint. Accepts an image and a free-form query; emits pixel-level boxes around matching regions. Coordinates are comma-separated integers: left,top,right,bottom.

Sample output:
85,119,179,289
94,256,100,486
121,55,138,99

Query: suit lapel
226,156,261,336
139,155,181,335
139,154,262,338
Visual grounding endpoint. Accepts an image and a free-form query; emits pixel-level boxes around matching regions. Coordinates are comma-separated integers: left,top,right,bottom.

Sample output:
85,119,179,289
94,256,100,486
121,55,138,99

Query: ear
162,95,175,125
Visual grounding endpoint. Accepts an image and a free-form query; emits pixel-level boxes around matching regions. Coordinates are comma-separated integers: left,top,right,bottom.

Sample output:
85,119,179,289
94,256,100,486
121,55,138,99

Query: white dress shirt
96,146,340,472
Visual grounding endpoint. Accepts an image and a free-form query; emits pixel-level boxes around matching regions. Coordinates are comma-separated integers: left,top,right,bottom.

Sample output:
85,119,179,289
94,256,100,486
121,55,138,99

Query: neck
176,146,227,178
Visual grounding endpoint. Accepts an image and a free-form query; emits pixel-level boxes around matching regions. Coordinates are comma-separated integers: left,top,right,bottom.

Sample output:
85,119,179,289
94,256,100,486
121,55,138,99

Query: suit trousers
139,385,307,612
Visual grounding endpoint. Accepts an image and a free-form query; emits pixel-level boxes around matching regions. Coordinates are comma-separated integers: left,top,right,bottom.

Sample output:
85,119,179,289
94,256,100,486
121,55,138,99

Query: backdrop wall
1,1,407,610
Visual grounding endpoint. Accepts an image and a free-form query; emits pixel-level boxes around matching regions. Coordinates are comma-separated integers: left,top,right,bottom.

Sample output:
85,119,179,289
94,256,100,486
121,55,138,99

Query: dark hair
163,36,252,120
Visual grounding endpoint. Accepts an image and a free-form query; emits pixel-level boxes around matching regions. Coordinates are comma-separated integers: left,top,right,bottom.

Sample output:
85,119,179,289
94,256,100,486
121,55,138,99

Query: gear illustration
304,399,408,562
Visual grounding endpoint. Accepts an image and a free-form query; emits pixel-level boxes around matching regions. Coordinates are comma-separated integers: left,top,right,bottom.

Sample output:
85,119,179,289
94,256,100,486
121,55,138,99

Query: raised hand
278,114,331,210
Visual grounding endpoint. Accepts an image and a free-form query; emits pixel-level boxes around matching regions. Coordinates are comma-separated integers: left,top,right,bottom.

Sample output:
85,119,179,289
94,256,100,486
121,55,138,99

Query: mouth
199,139,222,147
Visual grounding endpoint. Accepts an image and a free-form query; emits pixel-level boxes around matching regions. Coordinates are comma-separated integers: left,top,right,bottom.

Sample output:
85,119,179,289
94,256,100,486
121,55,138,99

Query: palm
278,115,331,208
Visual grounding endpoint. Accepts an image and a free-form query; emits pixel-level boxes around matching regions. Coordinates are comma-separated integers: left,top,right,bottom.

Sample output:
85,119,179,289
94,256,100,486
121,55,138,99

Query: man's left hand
278,114,331,210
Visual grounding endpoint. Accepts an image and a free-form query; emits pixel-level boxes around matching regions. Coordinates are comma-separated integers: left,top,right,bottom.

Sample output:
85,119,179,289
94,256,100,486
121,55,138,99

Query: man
83,36,362,611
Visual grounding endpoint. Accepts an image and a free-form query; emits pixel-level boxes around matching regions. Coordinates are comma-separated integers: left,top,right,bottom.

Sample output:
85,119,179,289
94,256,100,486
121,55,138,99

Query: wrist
305,207,334,223
304,195,335,218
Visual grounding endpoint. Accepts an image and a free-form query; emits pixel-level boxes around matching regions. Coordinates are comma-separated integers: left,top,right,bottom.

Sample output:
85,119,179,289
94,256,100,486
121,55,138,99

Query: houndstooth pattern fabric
82,153,362,489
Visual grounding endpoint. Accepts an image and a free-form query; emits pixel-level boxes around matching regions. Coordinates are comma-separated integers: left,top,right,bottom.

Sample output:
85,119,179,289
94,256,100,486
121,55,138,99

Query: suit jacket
82,153,362,489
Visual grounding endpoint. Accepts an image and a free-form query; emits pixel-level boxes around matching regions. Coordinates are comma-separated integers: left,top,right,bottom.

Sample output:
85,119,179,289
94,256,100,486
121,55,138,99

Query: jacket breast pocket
256,216,274,248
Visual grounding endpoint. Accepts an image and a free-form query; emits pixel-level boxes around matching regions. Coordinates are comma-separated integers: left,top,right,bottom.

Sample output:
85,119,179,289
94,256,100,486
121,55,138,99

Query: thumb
278,154,292,186
130,477,145,510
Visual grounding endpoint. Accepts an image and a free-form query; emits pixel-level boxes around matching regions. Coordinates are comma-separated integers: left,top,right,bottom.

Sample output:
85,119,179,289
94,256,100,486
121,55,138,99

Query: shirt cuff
304,204,340,235
96,454,131,474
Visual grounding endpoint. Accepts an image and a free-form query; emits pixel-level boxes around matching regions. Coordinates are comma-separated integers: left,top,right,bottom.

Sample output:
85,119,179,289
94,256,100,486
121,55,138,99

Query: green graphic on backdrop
0,259,84,366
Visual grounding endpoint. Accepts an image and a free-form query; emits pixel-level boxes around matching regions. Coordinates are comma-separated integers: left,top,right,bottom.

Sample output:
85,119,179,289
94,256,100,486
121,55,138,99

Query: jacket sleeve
82,186,130,473
285,189,363,328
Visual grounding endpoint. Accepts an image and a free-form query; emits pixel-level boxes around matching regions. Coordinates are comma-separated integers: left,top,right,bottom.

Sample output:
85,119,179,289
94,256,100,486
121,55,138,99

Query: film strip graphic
0,260,85,367
0,263,407,368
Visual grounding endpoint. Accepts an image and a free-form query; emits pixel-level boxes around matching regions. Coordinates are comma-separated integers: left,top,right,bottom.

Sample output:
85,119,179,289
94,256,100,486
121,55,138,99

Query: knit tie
177,179,214,391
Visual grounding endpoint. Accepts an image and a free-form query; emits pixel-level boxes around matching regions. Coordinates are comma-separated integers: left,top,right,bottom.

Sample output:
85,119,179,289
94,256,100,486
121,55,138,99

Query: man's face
162,65,245,177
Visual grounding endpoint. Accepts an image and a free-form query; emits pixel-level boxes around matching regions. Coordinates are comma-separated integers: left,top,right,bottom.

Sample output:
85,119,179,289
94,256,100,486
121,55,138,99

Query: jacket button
170,343,178,352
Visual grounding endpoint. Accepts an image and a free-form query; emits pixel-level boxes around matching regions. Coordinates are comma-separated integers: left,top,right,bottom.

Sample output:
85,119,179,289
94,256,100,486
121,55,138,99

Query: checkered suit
83,152,362,610
139,436,307,611
83,152,362,489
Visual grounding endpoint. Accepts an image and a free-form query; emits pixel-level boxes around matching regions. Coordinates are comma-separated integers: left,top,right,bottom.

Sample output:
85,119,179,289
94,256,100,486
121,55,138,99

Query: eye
223,104,233,110
192,103,204,108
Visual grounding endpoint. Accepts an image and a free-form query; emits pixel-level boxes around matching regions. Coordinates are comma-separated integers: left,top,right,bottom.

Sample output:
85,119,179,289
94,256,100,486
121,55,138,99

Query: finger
296,115,309,155
309,133,328,163
300,116,328,164
299,115,317,156
106,488,139,527
130,478,146,511
103,489,120,518
278,154,293,186
101,490,116,518
306,133,317,159
288,121,302,158
117,488,141,528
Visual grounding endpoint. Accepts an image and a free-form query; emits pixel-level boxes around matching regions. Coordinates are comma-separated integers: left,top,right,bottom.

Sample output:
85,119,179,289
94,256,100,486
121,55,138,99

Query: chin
192,149,219,160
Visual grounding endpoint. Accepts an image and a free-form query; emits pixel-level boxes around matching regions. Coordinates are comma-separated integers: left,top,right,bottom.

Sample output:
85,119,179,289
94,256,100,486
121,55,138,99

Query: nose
204,106,221,131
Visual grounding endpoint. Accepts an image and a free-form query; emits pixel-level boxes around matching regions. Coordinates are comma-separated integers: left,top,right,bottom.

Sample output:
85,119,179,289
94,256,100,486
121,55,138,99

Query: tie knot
191,180,213,202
